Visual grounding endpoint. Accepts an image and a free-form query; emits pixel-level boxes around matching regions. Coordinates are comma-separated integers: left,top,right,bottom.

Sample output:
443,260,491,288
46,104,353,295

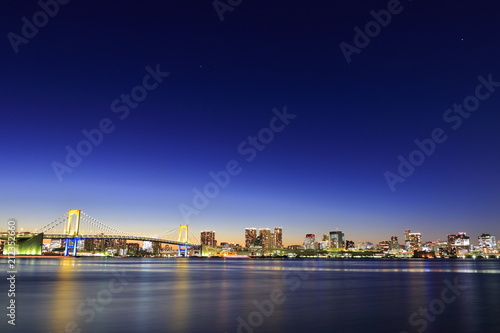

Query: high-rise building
329,231,345,249
448,232,471,254
274,227,283,248
303,234,315,249
404,229,411,251
260,228,272,249
270,232,275,248
408,232,422,252
315,234,329,250
245,228,257,248
389,236,399,250
478,234,496,253
201,231,216,247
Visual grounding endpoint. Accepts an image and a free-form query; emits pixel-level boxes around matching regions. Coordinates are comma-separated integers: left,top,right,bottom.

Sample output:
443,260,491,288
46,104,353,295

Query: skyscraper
245,228,257,248
260,228,271,249
201,231,216,247
303,234,315,249
389,236,399,250
404,229,411,251
329,231,345,249
409,232,422,252
274,227,283,248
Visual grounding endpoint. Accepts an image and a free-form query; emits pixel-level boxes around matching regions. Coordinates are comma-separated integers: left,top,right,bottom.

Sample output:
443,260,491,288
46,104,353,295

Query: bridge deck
0,233,199,246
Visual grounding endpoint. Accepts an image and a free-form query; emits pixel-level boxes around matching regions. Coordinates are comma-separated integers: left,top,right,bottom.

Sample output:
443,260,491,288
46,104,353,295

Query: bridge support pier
63,238,79,257
178,245,189,258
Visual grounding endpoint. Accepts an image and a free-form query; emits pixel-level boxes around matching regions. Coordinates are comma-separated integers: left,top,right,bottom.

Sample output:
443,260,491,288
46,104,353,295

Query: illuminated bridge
0,210,200,257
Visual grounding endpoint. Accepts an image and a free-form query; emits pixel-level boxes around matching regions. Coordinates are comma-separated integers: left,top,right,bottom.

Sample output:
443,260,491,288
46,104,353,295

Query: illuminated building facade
303,234,315,249
245,228,257,248
345,240,355,250
448,232,471,254
329,231,345,249
201,230,216,247
409,232,422,252
274,227,283,248
478,234,497,253
378,240,390,251
389,236,399,250
260,228,271,249
404,229,411,251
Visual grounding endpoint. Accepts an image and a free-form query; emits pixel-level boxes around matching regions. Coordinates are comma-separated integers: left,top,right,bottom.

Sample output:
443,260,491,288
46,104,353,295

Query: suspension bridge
0,210,200,257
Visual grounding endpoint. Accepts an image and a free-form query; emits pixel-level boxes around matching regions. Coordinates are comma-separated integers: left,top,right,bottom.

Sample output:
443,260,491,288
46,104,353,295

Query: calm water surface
1,258,500,333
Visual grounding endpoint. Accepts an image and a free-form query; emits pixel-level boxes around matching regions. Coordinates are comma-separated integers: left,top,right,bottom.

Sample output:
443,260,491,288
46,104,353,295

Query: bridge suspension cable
38,213,67,233
153,227,179,239
189,230,200,244
80,212,132,236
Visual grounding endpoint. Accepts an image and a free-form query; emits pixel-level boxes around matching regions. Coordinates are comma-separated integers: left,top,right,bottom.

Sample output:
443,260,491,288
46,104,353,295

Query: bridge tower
63,210,81,256
178,225,189,257
65,210,81,235
178,225,189,243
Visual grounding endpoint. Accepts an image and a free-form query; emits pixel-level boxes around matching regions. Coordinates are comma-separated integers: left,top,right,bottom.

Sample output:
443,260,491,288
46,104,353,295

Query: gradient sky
1,0,499,246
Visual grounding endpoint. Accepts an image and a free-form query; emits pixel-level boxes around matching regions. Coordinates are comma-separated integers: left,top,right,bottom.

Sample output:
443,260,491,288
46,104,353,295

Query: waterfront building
329,231,345,249
201,230,216,247
404,230,422,252
274,227,283,248
345,240,355,250
303,234,315,249
429,241,449,256
50,239,62,250
404,229,411,251
448,232,471,254
260,228,272,249
389,236,399,251
319,240,330,250
245,228,257,248
378,240,390,251
127,243,140,255
478,234,497,253
409,232,422,252
142,241,153,252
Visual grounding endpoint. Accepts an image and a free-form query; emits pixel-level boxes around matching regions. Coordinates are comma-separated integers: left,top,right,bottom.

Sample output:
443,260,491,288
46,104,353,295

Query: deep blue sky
1,0,499,245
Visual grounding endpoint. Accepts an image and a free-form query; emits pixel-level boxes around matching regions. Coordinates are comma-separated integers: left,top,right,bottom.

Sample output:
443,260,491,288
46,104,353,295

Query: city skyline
1,1,499,248
2,1,500,333
1,208,498,247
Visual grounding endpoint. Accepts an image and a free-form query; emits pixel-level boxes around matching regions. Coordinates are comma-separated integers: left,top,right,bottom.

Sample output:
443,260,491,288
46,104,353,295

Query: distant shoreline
2,255,499,260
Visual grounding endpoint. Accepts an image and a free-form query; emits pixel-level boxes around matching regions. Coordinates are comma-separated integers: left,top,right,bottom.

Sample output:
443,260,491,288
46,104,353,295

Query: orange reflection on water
47,258,85,333
168,260,192,332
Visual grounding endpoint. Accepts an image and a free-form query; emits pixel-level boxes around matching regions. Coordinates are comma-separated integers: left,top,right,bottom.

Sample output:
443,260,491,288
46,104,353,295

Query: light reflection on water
1,258,499,333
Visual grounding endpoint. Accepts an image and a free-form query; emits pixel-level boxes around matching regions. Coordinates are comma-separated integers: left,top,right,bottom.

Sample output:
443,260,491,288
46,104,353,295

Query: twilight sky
1,0,499,246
